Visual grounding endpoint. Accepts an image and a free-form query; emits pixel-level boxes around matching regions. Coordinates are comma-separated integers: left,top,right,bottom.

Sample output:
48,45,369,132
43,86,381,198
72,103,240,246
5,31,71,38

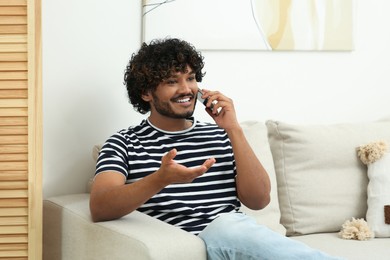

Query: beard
151,92,196,119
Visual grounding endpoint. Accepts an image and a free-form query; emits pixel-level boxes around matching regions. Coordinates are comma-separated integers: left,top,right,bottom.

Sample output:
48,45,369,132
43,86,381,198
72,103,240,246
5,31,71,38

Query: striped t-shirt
95,117,240,235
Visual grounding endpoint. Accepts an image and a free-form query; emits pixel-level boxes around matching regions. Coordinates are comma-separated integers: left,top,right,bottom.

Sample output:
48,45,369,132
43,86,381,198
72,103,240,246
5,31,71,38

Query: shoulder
195,120,223,130
100,121,147,150
108,120,152,141
194,120,227,136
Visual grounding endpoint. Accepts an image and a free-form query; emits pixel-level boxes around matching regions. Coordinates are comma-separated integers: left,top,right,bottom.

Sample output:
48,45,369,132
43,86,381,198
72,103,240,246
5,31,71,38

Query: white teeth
177,98,190,103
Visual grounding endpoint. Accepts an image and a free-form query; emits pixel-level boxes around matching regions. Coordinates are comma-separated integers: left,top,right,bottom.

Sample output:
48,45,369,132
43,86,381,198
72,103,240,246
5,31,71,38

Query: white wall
42,0,390,198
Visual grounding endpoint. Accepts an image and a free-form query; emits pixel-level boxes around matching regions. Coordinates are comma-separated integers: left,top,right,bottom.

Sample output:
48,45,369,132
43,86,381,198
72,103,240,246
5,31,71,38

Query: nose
178,79,193,93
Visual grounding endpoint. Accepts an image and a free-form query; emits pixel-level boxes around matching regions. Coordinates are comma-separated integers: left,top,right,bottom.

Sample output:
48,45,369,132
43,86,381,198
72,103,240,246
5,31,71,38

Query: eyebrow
168,70,195,78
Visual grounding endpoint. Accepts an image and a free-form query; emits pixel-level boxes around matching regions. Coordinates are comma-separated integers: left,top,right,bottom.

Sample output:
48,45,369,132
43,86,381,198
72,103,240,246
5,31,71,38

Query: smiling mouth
176,97,191,103
173,95,193,104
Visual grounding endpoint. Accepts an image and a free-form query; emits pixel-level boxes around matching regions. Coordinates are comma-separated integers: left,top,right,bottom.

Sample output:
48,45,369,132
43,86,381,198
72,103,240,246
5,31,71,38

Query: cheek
190,83,199,92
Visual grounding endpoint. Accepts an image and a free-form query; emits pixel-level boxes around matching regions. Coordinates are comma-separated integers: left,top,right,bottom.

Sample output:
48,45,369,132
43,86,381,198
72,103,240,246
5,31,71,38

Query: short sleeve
95,132,129,178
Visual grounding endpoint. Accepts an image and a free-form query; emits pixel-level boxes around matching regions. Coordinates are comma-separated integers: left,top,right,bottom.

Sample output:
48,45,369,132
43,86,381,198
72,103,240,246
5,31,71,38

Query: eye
187,75,196,81
165,79,177,85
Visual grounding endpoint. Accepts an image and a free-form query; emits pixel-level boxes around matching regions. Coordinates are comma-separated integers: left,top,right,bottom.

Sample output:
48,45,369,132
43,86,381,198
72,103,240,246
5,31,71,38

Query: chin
174,109,194,119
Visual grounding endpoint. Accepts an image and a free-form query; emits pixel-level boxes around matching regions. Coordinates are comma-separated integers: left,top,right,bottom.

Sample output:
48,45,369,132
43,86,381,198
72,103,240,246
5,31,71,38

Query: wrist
225,125,243,137
152,169,171,188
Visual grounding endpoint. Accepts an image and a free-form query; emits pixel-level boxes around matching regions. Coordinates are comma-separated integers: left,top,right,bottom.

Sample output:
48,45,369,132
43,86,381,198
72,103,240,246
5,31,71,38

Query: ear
141,91,152,102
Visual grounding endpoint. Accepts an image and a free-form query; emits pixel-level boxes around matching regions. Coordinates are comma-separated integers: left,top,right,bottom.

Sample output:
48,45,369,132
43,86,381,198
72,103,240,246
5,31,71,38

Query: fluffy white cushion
266,119,390,236
366,152,390,237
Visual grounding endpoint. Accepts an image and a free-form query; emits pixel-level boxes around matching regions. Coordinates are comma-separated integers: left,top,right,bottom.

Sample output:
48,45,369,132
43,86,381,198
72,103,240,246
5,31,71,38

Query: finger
191,158,215,175
203,158,216,170
162,148,177,164
205,107,216,118
200,88,211,95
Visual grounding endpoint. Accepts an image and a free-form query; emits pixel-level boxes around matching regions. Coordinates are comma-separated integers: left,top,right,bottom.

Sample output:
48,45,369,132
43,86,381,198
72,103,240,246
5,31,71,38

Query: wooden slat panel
0,189,27,198
0,247,28,260
0,99,27,107
0,81,27,89
0,250,28,258
0,7,27,15
0,162,27,171
0,234,27,244
0,90,27,99
0,44,27,53
0,108,27,116
0,117,27,126
0,181,27,190
0,35,26,44
0,135,28,144
0,225,27,235
0,71,27,80
0,125,28,134
0,99,27,108
0,207,27,216
0,244,27,252
0,243,27,251
0,89,27,98
0,3,31,253
0,199,27,208
0,62,27,71
0,0,27,5
0,154,28,161
0,217,27,226
0,16,26,25
0,257,27,260
0,145,27,154
0,25,27,34
0,171,27,181
0,53,27,61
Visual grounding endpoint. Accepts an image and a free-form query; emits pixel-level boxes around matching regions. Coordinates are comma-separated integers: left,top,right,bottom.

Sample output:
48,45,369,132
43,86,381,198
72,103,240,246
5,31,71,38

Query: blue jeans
198,212,345,260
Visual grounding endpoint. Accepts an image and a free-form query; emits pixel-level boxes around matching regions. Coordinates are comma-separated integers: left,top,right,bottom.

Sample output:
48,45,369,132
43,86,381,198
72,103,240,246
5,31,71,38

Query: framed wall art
142,0,354,51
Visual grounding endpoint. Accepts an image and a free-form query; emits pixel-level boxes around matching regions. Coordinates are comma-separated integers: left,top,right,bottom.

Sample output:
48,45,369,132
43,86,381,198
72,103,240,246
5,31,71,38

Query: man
90,38,343,259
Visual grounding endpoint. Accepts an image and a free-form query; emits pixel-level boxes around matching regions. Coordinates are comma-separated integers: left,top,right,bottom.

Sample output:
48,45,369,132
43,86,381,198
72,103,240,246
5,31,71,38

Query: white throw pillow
366,152,390,237
266,119,390,236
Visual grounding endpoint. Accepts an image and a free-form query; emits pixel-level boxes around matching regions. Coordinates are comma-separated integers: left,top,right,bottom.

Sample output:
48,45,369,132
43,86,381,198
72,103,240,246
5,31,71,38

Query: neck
147,114,192,132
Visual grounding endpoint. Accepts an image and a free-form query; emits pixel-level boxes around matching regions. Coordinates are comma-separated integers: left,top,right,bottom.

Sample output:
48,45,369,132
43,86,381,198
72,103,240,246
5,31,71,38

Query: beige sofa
43,119,390,260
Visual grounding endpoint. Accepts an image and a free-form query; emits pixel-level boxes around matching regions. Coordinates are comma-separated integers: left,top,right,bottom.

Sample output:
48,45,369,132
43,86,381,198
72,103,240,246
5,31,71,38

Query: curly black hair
124,38,205,114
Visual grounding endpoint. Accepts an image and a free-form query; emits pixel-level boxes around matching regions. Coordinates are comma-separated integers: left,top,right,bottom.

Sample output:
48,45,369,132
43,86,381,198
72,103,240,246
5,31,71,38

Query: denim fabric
199,212,345,260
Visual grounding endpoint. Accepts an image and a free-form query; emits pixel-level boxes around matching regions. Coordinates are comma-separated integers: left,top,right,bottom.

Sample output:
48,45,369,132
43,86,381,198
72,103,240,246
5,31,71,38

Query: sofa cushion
266,119,390,236
291,233,390,260
239,121,286,235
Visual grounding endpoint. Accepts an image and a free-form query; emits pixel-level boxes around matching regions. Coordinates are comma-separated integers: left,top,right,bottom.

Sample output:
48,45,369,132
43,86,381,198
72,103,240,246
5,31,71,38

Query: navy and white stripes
95,118,240,234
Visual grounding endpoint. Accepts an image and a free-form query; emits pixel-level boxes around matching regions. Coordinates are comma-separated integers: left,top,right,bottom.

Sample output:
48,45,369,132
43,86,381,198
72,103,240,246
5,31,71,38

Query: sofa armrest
43,193,206,260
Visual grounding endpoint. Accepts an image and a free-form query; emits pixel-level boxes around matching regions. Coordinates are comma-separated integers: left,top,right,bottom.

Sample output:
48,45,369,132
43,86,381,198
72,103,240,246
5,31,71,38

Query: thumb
162,148,177,164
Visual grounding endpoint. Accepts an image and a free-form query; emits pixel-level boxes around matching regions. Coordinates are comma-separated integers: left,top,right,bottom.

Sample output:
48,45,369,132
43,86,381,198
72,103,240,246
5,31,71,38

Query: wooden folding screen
0,0,42,259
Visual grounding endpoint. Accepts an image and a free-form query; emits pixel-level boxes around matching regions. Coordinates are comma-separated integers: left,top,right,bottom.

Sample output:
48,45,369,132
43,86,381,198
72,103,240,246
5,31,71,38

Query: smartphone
197,89,215,110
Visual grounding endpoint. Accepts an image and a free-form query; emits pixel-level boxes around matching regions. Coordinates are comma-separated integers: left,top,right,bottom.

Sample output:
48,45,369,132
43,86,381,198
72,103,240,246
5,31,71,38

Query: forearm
90,171,168,222
226,126,271,210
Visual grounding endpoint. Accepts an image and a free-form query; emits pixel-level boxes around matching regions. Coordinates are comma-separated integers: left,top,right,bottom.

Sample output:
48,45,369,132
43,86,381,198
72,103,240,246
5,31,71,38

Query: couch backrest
90,117,390,237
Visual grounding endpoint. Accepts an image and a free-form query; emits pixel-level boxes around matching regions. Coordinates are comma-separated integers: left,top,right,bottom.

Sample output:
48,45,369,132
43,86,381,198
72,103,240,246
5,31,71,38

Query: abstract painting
142,0,354,51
